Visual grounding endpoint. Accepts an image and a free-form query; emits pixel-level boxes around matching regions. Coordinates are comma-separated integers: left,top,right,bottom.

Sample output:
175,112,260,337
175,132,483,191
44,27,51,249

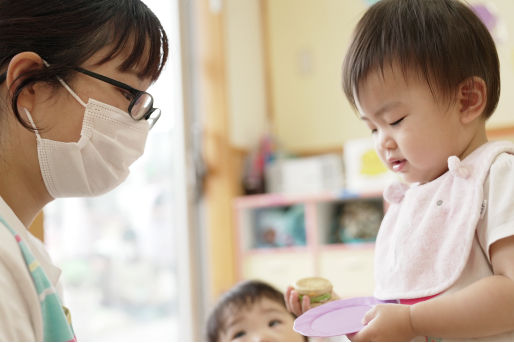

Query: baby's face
355,64,474,184
219,298,305,342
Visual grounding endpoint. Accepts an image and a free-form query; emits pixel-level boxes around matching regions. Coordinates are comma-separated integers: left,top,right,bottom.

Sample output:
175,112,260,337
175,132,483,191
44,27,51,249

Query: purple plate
293,296,393,337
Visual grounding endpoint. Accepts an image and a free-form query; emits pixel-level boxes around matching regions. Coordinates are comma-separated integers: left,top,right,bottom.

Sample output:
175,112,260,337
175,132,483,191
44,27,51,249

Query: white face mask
24,78,149,198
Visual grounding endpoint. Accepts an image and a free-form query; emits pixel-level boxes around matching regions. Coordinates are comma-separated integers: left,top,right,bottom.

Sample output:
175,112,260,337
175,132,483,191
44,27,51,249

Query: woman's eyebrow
117,66,148,82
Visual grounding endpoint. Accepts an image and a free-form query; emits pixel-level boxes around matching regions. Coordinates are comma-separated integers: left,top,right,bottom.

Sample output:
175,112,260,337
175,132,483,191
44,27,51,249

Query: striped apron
1,216,76,341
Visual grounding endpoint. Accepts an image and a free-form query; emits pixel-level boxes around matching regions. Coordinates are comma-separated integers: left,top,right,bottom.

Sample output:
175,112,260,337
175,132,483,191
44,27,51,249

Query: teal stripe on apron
1,216,76,341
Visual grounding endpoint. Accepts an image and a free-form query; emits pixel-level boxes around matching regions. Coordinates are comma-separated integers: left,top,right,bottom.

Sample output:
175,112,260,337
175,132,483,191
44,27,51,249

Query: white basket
265,154,344,195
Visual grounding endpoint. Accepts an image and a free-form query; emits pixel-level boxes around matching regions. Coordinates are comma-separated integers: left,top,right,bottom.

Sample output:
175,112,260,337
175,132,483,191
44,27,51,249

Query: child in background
207,280,306,342
287,0,514,341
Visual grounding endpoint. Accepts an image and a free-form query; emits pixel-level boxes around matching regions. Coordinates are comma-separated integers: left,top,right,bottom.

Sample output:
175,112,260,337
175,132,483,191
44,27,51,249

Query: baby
206,280,306,341
288,0,514,340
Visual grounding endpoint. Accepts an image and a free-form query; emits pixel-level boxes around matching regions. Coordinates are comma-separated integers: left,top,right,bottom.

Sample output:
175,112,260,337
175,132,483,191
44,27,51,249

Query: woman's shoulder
0,200,44,340
0,198,61,289
0,212,23,264
0,251,39,341
0,203,40,338
0,197,26,259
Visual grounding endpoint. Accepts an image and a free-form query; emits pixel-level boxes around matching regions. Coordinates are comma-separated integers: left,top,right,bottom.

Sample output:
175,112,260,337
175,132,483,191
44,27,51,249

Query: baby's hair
342,0,499,119
205,280,287,341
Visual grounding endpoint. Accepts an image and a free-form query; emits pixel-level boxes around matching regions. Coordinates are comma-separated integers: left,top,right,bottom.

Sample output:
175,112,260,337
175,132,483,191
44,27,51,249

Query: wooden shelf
234,191,384,296
234,190,381,208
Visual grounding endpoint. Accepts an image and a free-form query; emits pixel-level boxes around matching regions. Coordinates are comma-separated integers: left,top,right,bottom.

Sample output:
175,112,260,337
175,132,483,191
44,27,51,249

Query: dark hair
206,280,290,342
342,0,499,119
0,0,168,128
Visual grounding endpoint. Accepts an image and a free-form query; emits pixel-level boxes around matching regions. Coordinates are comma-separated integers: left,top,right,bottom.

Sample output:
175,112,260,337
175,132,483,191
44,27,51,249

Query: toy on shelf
242,133,277,195
330,200,383,244
253,205,306,249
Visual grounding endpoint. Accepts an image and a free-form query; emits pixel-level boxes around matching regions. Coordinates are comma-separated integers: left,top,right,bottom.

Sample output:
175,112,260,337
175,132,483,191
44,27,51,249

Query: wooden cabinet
234,191,383,297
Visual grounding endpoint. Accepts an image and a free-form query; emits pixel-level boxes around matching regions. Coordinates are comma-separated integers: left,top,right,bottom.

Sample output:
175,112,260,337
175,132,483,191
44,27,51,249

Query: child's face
355,65,474,184
219,297,305,342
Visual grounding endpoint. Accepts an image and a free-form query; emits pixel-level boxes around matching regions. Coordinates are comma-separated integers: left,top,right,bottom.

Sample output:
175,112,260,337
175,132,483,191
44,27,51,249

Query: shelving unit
234,190,384,298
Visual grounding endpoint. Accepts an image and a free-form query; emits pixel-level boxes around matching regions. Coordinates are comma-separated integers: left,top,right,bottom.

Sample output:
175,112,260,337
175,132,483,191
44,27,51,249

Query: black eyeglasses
75,67,160,129
0,68,161,129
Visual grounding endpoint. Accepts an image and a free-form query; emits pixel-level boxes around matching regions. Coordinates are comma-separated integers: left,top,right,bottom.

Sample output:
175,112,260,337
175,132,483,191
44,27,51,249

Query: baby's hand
285,286,311,317
348,303,416,342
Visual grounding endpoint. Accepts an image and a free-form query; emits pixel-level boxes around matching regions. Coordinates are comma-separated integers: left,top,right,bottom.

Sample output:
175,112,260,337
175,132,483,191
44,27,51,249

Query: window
44,1,189,340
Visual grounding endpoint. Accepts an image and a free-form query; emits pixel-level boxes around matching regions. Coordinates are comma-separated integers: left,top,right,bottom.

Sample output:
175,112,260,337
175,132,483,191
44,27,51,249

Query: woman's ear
5,51,45,111
457,76,487,124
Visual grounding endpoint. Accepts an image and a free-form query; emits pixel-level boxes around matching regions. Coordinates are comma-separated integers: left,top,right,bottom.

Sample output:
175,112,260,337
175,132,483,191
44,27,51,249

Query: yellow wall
224,0,269,150
265,0,369,152
262,0,514,152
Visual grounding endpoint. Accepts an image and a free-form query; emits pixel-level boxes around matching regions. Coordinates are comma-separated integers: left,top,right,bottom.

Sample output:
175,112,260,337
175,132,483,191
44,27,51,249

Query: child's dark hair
0,0,168,129
206,280,289,341
342,0,499,119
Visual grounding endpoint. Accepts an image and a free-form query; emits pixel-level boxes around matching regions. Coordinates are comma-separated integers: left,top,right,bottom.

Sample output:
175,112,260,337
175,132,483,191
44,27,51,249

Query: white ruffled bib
374,141,514,300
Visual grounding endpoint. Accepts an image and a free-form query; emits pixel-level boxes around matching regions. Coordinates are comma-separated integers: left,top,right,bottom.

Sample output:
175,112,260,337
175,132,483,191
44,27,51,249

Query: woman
0,0,168,340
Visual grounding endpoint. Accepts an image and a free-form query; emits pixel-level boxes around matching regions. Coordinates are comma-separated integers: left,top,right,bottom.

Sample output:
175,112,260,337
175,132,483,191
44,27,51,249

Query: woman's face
32,44,153,143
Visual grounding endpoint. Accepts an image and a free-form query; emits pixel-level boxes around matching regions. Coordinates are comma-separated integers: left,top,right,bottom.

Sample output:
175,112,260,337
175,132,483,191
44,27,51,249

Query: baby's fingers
288,289,303,316
348,306,378,341
285,286,294,312
362,305,377,325
301,293,311,313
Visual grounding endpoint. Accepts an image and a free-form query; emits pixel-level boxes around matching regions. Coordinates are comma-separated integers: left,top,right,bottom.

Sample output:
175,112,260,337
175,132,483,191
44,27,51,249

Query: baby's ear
457,76,487,124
